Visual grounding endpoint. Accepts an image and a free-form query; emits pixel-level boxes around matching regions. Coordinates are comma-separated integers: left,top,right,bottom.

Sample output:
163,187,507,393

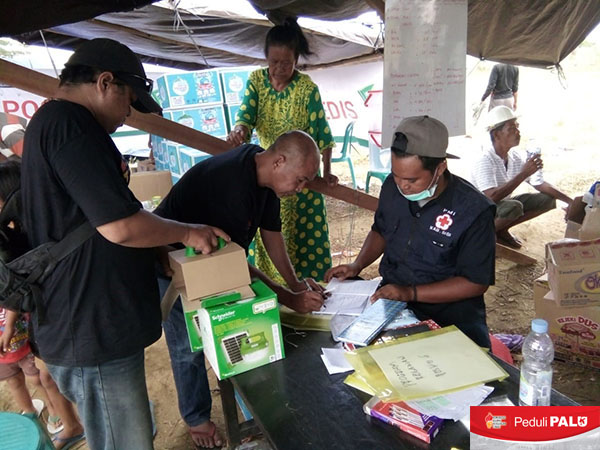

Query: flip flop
189,421,223,449
23,398,45,418
496,231,522,249
47,415,65,434
51,432,85,450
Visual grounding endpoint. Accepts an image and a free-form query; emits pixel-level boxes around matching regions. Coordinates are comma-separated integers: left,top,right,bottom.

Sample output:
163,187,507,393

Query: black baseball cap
65,38,161,114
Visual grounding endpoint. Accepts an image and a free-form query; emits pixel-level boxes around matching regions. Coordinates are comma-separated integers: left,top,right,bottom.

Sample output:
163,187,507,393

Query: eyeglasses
115,72,153,92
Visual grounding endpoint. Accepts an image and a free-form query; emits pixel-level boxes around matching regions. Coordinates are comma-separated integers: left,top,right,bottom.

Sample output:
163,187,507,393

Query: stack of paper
344,326,508,402
314,278,380,315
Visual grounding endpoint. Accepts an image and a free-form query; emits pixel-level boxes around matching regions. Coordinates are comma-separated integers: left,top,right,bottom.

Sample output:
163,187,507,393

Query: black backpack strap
48,221,96,263
34,221,95,325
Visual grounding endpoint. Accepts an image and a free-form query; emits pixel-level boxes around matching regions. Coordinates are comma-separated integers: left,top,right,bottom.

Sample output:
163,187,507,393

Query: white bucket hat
486,106,518,131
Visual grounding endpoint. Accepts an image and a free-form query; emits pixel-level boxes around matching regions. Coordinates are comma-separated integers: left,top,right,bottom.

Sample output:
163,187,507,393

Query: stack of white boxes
151,67,257,185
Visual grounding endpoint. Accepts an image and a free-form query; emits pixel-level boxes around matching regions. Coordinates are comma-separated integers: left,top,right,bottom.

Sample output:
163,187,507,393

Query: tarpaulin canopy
2,0,600,70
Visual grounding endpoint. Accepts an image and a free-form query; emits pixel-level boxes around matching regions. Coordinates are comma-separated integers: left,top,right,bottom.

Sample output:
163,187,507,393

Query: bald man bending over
154,130,326,448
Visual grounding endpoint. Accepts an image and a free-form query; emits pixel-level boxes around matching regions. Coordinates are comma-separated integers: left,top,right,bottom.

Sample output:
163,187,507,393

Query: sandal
47,415,65,434
496,230,522,249
51,432,85,450
189,421,223,449
21,398,45,418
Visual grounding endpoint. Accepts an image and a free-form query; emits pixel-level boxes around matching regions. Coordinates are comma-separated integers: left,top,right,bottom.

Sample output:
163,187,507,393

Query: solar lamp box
220,68,251,104
181,284,256,352
534,274,600,370
178,147,211,174
155,70,223,109
128,170,172,203
199,279,285,380
168,241,251,301
545,239,600,307
168,106,228,138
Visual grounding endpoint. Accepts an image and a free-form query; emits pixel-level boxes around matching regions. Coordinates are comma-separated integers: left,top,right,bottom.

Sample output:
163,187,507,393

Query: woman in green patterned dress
227,17,337,284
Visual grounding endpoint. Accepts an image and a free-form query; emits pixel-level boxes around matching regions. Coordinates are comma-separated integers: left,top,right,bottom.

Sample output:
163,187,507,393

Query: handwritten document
383,0,467,143
314,278,380,315
368,327,506,400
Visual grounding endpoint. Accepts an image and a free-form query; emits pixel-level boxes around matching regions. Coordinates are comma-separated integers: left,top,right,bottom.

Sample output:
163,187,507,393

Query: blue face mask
397,168,440,202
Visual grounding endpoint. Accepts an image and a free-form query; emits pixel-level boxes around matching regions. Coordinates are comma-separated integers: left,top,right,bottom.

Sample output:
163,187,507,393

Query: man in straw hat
470,106,572,249
21,38,229,449
326,116,496,347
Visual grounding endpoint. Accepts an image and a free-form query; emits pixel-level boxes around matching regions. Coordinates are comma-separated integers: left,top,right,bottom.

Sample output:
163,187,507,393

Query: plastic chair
365,142,391,194
331,121,356,189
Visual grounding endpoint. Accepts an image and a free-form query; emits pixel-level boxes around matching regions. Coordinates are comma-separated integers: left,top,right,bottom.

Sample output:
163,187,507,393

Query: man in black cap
325,116,496,347
21,38,228,450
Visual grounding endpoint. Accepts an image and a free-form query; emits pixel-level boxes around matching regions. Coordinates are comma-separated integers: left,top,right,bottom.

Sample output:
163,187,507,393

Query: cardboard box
155,70,223,109
128,170,172,202
166,142,182,175
168,105,228,138
534,275,600,370
181,285,256,352
168,242,251,300
199,279,285,379
220,68,251,104
178,147,211,173
546,239,600,307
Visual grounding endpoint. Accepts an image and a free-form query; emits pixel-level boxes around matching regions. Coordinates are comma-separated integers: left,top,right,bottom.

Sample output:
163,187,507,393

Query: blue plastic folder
336,299,406,346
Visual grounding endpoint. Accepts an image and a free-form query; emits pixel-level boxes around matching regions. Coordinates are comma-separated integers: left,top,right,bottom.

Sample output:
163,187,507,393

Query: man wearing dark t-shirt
21,39,228,450
326,116,496,348
155,130,325,448
481,63,519,111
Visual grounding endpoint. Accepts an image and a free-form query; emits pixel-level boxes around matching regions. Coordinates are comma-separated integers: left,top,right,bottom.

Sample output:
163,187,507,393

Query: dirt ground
1,37,599,449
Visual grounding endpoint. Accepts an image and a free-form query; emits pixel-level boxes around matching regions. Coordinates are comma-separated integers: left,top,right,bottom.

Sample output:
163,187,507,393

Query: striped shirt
470,146,543,200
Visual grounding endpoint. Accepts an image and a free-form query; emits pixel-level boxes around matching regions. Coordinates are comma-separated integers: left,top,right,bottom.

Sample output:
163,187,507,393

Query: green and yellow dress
236,68,334,283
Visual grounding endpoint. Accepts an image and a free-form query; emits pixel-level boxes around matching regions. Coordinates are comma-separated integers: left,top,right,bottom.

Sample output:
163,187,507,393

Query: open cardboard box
534,274,600,370
128,170,172,202
169,241,251,300
545,239,600,307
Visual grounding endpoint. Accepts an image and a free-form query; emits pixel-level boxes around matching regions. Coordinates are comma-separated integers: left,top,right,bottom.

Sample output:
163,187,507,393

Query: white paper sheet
314,278,380,315
406,385,494,421
320,347,354,374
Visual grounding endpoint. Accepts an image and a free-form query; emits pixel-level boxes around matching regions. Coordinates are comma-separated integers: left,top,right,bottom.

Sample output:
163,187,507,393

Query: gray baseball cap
391,115,457,159
65,38,161,114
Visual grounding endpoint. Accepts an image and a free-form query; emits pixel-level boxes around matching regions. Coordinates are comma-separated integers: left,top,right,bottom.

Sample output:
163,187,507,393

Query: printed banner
470,406,600,448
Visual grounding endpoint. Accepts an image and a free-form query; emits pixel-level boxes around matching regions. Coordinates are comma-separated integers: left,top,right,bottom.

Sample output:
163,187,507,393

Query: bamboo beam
0,59,535,266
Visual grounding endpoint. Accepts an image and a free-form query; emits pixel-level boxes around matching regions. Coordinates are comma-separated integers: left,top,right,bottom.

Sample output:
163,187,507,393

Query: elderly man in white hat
326,116,496,348
469,106,572,248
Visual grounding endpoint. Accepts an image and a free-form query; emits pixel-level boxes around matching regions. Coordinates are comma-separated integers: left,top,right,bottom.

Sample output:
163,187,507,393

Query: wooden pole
0,59,534,265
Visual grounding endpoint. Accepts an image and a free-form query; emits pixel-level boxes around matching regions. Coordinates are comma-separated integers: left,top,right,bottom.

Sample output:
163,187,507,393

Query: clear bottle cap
531,318,548,333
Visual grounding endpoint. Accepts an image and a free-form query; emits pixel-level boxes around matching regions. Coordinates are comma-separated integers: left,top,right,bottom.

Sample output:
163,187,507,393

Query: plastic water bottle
525,141,544,186
519,319,554,406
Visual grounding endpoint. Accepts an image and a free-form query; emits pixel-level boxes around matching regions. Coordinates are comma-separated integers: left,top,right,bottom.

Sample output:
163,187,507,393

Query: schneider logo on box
212,311,236,322
253,299,276,314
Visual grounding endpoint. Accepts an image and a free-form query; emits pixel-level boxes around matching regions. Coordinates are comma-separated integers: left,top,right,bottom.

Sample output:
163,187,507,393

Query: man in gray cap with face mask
326,116,496,347
21,38,229,449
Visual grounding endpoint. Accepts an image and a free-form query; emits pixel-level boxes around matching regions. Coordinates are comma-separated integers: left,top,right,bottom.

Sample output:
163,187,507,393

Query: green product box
181,284,255,353
199,280,285,380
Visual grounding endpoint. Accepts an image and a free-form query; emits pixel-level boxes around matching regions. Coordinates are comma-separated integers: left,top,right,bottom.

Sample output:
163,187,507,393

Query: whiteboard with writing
383,0,467,144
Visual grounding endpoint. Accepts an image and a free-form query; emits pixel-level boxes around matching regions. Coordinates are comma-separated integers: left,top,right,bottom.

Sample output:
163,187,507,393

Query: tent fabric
2,0,600,69
468,0,600,67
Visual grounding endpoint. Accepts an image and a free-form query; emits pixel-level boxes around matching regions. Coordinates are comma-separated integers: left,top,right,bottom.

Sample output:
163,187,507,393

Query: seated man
325,116,496,348
470,106,572,248
154,130,327,448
